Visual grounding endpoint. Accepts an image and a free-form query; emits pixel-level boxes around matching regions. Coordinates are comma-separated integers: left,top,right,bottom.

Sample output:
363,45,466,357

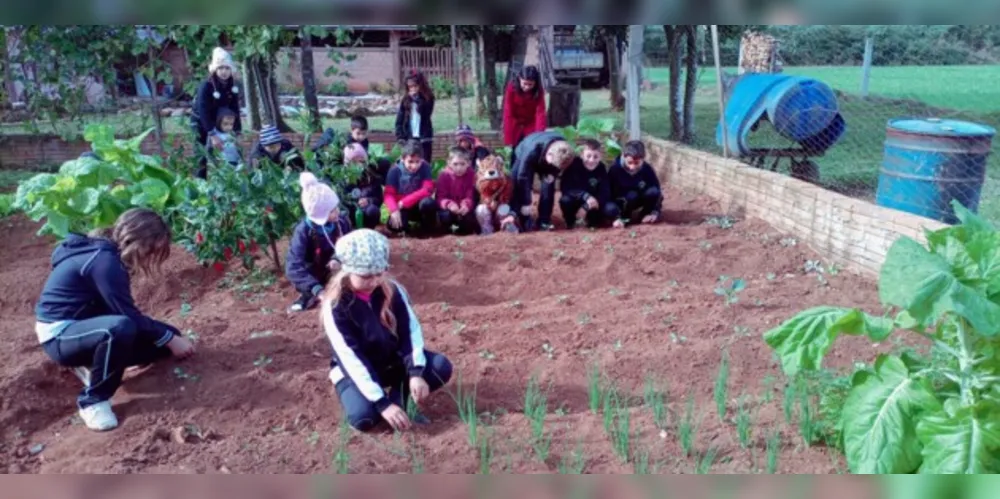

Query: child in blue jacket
33,209,196,431
342,143,384,230
559,138,617,229
609,140,664,228
285,172,353,313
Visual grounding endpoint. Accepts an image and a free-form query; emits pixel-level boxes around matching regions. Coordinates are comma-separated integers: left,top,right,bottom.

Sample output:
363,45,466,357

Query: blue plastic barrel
875,118,995,224
765,76,840,143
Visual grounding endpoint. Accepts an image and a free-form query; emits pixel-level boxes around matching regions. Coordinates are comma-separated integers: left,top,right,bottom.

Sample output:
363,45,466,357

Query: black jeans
438,208,479,235
42,316,174,409
192,124,209,179
335,351,453,432
348,203,382,230
515,176,557,231
559,195,619,229
611,186,663,223
389,198,438,234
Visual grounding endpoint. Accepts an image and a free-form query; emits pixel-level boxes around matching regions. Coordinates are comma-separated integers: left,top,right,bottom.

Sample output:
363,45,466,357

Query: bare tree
300,28,321,133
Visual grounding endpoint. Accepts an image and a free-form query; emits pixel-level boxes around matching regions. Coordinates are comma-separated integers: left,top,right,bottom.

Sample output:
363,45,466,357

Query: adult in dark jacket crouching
509,131,578,231
33,209,196,432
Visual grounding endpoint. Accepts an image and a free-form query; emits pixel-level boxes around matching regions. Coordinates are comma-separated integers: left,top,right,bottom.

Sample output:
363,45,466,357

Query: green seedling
558,440,587,474
253,355,273,368
643,375,668,429
478,350,496,360
524,376,551,462
249,330,274,339
510,300,523,309
766,430,781,473
610,403,631,463
587,364,604,415
453,250,464,261
735,394,754,449
180,303,192,317
454,379,479,447
766,272,777,281
541,342,555,359
705,215,734,229
401,251,411,262
477,428,494,474
678,392,700,458
557,295,569,305
333,417,351,474
782,378,798,425
577,313,592,325
601,384,620,434
714,276,746,306
183,329,200,341
696,447,719,474
552,249,566,260
698,240,713,251
669,332,688,344
451,321,467,335
632,445,651,474
173,367,199,382
714,350,730,422
306,431,320,447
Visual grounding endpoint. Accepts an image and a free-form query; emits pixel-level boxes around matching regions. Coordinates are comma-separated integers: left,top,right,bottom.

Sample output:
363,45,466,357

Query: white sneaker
79,401,119,431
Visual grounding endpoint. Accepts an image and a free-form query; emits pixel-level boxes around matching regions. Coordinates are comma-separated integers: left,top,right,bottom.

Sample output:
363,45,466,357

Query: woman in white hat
320,229,453,432
191,47,242,178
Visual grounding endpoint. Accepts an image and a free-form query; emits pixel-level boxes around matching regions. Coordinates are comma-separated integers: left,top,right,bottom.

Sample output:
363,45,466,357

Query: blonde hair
89,208,171,276
545,140,575,168
320,270,397,334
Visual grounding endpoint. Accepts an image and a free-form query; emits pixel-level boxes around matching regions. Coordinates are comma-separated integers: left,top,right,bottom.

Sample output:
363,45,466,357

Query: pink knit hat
343,143,368,164
299,172,340,225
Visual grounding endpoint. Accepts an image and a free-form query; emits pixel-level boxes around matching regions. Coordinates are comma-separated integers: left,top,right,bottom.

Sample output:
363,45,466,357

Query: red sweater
435,169,476,211
502,82,547,145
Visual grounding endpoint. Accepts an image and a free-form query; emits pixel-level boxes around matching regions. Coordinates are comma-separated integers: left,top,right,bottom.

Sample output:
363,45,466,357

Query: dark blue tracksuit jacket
35,234,177,345
324,282,426,412
560,160,611,206
285,216,353,295
509,131,567,215
609,156,664,216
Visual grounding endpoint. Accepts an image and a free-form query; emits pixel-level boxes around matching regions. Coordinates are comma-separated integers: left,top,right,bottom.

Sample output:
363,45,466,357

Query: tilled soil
0,189,887,473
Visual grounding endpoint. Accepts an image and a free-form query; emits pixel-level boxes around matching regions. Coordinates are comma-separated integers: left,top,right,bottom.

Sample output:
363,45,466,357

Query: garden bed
0,187,890,474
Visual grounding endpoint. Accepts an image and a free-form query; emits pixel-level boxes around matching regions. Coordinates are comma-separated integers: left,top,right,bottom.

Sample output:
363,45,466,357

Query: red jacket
502,82,547,146
435,168,476,211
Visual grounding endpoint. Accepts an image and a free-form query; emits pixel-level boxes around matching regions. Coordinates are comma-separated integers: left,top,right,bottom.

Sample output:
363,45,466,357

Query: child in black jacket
285,172,353,313
608,140,664,228
342,143,384,230
559,138,617,229
33,209,195,431
394,71,435,162
320,229,453,432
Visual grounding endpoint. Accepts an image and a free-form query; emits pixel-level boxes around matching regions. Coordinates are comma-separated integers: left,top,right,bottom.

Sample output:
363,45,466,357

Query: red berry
223,247,233,261
249,242,259,254
237,240,246,254
195,232,204,244
212,262,225,272
265,206,273,214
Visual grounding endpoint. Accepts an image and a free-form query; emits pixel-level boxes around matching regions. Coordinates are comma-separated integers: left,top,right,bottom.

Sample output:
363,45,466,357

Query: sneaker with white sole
79,401,119,431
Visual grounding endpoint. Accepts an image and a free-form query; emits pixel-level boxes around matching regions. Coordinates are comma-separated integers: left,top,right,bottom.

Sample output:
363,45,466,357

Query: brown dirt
0,188,890,474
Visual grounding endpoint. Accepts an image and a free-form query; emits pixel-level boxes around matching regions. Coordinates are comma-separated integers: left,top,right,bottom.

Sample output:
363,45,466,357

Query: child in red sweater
435,147,479,235
384,140,437,235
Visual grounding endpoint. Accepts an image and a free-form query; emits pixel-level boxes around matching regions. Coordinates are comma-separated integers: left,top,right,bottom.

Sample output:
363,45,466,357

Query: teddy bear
474,154,518,235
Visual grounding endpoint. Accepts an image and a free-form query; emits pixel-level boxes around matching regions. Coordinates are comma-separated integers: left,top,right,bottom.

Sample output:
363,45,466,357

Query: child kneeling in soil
384,140,437,235
321,229,453,432
609,140,664,228
435,146,479,235
286,172,353,313
559,138,617,229
34,208,196,431
342,143,384,230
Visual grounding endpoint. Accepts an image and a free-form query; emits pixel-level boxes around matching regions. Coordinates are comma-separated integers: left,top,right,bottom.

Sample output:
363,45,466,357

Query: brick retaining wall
643,135,948,278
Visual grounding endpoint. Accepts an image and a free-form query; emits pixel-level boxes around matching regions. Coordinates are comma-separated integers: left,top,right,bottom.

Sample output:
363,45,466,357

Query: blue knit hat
259,125,282,146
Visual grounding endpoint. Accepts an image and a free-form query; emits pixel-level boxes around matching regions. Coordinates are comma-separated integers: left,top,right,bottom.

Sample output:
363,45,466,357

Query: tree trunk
300,32,321,133
243,58,261,131
663,25,682,141
682,26,698,144
481,28,501,130
471,37,484,117
252,55,294,133
606,34,624,111
547,84,580,127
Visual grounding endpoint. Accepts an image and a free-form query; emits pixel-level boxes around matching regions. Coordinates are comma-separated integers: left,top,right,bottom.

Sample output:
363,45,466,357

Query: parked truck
551,27,609,88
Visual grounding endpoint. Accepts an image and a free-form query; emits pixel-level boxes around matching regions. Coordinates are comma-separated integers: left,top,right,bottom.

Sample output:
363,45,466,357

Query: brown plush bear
474,155,518,234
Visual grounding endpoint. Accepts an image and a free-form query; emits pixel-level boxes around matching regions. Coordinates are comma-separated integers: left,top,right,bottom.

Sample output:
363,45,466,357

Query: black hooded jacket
34,234,177,345
509,131,568,213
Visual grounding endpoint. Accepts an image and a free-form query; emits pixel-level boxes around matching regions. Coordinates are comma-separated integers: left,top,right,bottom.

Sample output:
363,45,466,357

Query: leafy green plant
764,201,1000,474
0,193,15,218
714,276,746,306
14,125,193,237
556,117,622,158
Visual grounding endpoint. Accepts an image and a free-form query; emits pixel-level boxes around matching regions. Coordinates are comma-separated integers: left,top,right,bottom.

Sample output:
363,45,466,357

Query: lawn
5,64,1000,222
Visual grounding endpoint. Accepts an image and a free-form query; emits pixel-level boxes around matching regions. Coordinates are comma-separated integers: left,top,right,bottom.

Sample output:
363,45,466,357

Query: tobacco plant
764,201,1000,474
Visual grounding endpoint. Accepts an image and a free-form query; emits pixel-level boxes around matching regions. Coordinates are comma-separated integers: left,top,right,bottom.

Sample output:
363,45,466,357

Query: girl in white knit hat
320,229,453,432
191,47,242,179
285,172,353,313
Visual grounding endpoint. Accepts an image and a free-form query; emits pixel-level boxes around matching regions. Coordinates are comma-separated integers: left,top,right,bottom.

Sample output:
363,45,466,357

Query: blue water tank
765,77,840,143
875,118,995,224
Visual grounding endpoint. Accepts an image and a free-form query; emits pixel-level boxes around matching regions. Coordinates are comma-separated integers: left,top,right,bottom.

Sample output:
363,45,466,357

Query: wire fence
640,27,1000,227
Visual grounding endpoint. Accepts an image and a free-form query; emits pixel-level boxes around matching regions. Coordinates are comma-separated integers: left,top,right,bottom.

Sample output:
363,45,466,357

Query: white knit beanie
335,229,390,276
299,172,340,225
209,47,236,75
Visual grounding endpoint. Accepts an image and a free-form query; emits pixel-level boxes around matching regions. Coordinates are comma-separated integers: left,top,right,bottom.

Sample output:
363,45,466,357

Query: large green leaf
763,306,892,376
13,173,57,209
952,199,995,234
916,398,1000,473
44,211,71,238
66,187,101,215
880,237,1000,336
130,178,171,210
842,355,939,474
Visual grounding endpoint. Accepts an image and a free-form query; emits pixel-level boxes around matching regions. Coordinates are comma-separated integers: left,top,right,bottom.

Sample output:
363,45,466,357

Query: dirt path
0,189,886,473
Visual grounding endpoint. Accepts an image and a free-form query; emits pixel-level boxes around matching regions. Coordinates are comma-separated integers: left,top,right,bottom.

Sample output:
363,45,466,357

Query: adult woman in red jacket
502,66,547,149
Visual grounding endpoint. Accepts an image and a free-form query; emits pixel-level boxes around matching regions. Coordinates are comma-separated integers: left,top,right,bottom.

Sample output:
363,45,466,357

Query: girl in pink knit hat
285,172,353,313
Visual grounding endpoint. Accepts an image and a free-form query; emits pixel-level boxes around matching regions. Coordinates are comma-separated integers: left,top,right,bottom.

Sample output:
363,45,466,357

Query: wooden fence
399,47,456,85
